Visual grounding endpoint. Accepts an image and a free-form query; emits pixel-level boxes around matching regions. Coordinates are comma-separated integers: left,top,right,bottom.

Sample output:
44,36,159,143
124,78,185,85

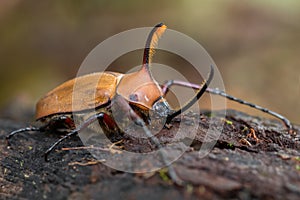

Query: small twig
108,139,124,154
239,138,252,146
247,128,261,143
61,143,123,154
68,159,106,166
61,145,107,151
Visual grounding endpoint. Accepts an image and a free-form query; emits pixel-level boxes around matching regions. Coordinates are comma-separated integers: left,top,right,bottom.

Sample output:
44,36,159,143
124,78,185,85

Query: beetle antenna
166,65,214,123
142,23,167,71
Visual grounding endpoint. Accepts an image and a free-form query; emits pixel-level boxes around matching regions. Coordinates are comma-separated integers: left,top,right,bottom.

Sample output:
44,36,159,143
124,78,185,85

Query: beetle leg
98,112,123,142
44,112,106,161
6,116,74,145
6,126,42,145
165,65,214,124
161,79,293,131
114,95,184,186
206,88,293,130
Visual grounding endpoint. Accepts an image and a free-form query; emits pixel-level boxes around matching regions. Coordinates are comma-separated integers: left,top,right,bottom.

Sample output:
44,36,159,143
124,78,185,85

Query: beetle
6,23,292,183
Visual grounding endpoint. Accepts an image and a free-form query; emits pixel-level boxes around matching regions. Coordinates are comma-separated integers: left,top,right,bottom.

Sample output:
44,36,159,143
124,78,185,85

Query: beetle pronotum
6,23,292,185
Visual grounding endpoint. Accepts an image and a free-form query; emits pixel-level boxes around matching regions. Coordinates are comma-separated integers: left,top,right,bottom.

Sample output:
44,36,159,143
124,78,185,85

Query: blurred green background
0,0,299,124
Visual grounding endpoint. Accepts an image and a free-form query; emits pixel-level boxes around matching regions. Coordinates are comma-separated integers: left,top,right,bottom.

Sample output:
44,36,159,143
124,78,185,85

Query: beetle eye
129,93,139,101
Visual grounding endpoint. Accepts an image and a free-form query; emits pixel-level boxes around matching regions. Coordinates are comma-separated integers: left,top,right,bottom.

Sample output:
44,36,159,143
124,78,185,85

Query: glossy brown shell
36,72,123,120
117,68,164,110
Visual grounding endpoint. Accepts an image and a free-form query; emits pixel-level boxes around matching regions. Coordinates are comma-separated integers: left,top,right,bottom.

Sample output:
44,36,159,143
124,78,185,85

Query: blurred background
0,0,299,124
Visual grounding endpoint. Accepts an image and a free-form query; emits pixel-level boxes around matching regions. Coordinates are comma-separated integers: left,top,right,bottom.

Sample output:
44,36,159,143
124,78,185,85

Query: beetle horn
142,23,167,72
166,65,214,123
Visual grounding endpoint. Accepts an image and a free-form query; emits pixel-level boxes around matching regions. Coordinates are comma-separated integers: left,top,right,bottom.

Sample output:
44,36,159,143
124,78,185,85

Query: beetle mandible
7,23,293,160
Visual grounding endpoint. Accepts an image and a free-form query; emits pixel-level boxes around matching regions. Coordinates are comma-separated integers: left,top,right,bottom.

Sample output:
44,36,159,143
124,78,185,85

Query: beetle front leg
161,80,293,131
113,95,184,186
205,88,293,131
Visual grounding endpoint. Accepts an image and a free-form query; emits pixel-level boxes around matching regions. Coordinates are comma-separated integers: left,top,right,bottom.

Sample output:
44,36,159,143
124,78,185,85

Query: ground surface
0,110,299,200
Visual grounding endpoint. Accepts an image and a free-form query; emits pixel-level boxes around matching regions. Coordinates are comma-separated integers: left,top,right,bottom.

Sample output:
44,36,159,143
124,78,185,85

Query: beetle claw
6,138,11,146
44,153,49,162
44,146,54,162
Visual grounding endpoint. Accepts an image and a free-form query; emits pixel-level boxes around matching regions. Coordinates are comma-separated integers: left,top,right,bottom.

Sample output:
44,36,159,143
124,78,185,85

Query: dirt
0,110,299,200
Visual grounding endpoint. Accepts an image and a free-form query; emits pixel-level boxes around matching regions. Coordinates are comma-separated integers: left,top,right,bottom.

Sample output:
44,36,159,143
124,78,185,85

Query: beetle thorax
116,69,163,110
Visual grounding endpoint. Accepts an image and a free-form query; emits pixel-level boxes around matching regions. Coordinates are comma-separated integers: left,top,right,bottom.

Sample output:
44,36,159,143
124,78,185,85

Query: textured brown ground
0,110,299,200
